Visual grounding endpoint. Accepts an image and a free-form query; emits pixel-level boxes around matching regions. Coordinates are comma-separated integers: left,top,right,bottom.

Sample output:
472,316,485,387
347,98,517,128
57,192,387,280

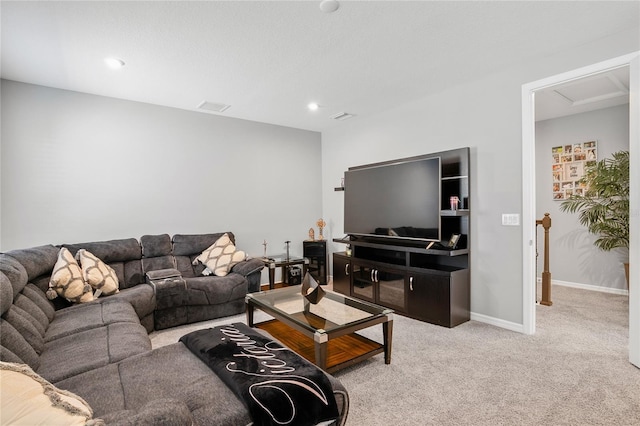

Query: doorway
521,52,640,367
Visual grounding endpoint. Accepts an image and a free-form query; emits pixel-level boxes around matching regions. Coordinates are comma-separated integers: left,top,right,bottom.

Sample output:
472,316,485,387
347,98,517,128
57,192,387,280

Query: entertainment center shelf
333,147,470,328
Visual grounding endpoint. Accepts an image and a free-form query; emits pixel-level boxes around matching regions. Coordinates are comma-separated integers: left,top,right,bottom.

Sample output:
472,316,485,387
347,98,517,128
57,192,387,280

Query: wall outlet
502,213,520,226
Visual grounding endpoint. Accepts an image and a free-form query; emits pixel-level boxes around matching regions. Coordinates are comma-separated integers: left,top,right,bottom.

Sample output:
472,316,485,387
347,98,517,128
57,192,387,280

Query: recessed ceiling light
319,0,340,13
104,57,125,69
308,102,320,111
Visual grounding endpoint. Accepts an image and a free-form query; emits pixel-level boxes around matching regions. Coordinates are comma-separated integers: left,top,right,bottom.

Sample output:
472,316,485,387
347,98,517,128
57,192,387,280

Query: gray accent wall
536,105,630,291
0,80,322,273
321,28,638,327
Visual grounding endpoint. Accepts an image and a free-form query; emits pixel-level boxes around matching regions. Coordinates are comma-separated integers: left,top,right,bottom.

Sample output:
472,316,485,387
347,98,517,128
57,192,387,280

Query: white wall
321,28,639,327
1,81,322,283
535,105,630,291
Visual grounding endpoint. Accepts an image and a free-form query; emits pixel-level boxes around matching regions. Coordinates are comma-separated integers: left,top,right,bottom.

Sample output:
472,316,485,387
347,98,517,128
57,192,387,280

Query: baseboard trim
538,278,629,296
470,312,524,334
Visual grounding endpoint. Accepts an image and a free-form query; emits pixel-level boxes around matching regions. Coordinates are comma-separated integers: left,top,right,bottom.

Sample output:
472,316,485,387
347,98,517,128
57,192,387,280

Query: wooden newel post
536,213,552,306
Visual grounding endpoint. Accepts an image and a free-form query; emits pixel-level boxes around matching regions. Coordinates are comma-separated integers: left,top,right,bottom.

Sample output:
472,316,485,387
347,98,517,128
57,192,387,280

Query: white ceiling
1,1,639,132
535,66,630,122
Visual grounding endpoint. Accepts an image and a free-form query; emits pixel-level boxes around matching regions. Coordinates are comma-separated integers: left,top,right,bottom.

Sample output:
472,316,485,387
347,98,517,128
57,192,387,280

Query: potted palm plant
559,150,630,287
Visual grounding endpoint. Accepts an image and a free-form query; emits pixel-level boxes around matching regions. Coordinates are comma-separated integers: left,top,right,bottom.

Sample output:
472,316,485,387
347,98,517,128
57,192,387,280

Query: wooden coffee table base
256,319,385,373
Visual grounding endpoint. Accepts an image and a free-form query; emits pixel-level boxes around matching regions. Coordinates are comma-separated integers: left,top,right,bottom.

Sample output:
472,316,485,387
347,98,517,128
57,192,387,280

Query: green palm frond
559,151,629,251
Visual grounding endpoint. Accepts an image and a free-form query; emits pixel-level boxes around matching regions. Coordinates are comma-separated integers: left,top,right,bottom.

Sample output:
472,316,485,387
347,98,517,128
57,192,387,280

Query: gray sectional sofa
0,232,349,425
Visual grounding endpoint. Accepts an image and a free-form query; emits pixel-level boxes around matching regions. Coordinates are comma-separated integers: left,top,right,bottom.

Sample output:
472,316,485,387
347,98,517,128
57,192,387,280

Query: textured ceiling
1,1,639,132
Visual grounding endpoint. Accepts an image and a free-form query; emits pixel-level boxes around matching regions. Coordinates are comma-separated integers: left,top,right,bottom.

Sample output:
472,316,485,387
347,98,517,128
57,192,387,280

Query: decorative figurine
316,218,326,240
308,228,315,241
450,196,460,210
262,240,267,258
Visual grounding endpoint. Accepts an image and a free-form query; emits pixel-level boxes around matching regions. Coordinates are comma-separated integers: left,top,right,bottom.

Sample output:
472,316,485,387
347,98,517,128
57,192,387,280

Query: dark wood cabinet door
407,273,451,326
332,253,351,296
376,268,407,313
350,261,376,303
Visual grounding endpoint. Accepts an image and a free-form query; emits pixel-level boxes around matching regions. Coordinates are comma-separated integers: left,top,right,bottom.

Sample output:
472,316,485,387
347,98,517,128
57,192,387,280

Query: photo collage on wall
552,140,597,200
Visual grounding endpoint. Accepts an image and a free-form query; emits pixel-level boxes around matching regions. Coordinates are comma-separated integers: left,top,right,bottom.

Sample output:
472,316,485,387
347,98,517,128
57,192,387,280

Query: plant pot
624,262,629,289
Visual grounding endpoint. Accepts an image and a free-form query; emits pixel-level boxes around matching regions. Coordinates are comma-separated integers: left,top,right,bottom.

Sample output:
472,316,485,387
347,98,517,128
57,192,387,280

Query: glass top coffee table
246,285,393,373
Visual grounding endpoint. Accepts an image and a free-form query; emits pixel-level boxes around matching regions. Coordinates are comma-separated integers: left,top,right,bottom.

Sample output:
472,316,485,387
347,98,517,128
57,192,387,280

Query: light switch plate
502,213,520,226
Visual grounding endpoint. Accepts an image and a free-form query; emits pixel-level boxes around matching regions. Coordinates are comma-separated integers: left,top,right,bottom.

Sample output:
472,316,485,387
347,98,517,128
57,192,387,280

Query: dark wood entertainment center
333,147,470,328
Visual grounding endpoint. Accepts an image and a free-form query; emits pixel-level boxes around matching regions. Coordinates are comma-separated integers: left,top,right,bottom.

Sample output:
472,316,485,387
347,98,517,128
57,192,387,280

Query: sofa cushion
0,361,94,425
0,272,13,316
0,254,29,298
0,345,24,364
193,233,246,277
62,238,142,264
172,232,233,256
56,343,253,425
14,294,49,334
22,284,55,322
140,234,172,258
3,306,44,354
107,259,144,289
38,322,151,383
3,245,59,281
76,249,119,296
49,248,94,304
44,300,140,342
93,284,155,324
184,275,247,305
0,319,40,370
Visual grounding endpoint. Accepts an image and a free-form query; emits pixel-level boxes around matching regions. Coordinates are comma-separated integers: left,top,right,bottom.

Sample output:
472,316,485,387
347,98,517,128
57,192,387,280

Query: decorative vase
301,272,325,304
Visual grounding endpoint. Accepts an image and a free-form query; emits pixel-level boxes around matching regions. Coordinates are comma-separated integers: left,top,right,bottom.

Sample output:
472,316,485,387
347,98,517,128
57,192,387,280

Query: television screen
344,155,441,242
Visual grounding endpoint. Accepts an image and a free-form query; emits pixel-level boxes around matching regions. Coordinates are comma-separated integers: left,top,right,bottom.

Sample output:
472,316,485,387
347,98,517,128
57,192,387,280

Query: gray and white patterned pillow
193,233,246,277
76,249,119,296
48,248,94,303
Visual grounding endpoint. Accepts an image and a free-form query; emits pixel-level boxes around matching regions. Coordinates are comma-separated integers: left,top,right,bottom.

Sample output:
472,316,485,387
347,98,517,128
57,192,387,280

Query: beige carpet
149,285,639,425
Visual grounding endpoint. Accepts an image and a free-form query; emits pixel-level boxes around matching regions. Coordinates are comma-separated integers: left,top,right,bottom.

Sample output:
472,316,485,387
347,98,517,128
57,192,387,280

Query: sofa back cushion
172,233,234,278
22,284,55,323
0,319,40,370
62,238,144,289
3,245,59,282
3,306,44,355
0,254,29,299
0,273,13,316
14,294,49,333
140,234,175,274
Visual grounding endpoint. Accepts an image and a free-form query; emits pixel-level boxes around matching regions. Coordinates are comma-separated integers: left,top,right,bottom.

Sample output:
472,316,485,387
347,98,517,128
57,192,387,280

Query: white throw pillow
76,249,119,296
0,361,95,425
193,233,246,277
48,248,94,303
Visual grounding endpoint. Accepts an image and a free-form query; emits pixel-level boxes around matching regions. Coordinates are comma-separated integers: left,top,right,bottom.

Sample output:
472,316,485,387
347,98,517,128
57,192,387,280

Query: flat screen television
344,155,441,243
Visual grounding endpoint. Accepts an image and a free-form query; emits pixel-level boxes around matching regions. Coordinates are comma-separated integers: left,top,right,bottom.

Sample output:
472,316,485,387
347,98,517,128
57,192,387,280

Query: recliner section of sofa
142,232,266,330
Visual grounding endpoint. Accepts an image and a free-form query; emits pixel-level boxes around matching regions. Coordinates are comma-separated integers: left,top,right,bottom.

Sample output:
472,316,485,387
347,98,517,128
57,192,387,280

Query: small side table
259,255,309,289
303,240,327,285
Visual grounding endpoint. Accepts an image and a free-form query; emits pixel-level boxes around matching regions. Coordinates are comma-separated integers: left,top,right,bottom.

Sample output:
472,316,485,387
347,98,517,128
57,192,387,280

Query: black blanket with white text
179,322,339,426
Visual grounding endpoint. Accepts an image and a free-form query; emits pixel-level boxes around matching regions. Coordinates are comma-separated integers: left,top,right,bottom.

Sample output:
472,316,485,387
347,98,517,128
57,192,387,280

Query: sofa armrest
97,398,193,426
230,258,265,277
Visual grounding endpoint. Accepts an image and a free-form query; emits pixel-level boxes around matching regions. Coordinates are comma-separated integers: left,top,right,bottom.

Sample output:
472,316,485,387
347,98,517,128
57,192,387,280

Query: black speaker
287,266,302,285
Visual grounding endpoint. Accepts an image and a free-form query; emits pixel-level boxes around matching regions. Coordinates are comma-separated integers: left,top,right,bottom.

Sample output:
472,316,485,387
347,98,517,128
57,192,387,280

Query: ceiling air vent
197,101,231,113
330,112,354,121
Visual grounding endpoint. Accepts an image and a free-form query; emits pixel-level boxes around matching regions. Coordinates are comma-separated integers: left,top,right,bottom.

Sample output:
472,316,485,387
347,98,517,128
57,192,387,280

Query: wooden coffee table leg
246,301,255,327
383,315,393,364
314,331,328,370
